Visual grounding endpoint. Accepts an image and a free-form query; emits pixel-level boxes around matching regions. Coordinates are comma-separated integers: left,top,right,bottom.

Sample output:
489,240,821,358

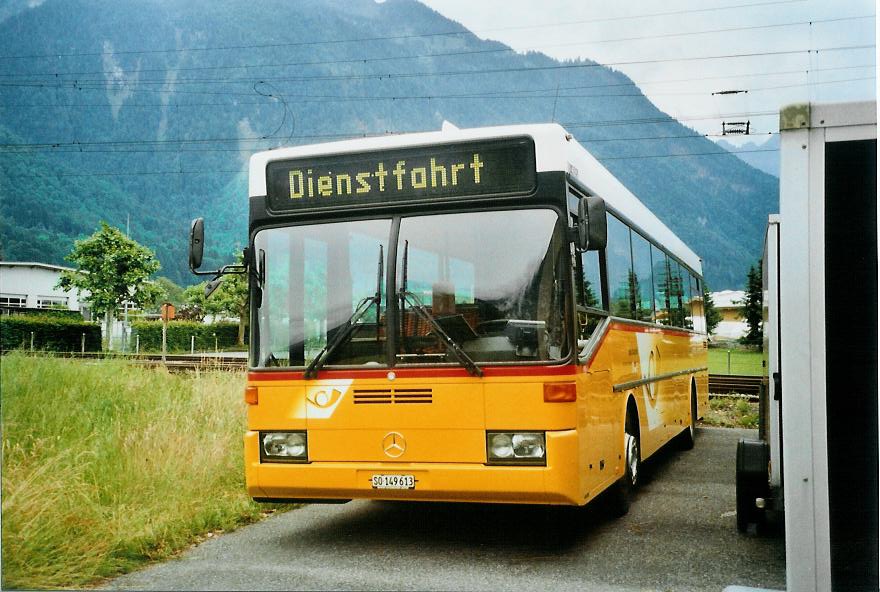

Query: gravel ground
101,427,785,592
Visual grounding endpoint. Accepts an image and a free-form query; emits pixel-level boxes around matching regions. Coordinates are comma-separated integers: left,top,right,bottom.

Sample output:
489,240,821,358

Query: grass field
708,347,763,375
0,354,280,589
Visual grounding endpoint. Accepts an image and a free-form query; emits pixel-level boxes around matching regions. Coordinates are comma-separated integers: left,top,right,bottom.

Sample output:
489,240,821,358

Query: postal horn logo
382,432,406,458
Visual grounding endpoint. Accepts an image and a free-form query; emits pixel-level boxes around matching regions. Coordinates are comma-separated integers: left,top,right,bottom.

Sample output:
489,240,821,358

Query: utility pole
161,302,175,364
551,82,560,123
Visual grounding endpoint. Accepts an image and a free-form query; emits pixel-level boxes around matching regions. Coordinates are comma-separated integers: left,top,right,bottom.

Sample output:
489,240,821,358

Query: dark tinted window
690,273,705,333
631,231,655,322
667,259,687,328
578,250,602,309
606,215,634,319
652,244,671,325
681,267,693,329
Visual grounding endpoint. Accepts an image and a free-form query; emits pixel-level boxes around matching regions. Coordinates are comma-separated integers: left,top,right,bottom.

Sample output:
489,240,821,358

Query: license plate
371,474,416,490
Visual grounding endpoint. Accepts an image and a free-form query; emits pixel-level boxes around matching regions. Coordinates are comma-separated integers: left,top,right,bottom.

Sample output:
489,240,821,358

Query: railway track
6,351,762,396
2,350,248,371
129,354,247,372
707,373,762,398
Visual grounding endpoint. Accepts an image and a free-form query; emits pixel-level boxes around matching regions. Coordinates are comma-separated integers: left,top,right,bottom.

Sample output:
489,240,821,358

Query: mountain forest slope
0,0,778,288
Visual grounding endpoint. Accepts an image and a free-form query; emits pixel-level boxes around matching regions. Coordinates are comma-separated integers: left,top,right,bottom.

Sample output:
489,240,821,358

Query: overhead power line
1,45,872,90
0,145,782,179
0,168,249,178
595,148,779,161
0,14,871,80
3,63,872,106
0,131,781,155
562,110,779,128
0,0,809,61
1,74,872,110
0,108,783,150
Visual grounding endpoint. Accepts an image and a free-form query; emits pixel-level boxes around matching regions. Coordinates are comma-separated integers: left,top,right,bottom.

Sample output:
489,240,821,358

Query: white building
710,289,747,341
0,261,89,316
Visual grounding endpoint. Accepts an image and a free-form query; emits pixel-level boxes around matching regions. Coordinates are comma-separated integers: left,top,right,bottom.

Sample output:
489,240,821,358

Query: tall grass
1,354,273,589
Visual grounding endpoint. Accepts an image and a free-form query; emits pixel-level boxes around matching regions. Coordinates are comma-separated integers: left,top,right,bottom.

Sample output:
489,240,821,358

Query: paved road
103,428,785,591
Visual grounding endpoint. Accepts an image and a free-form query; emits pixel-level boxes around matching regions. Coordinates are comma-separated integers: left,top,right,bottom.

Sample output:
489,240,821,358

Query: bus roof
249,122,702,275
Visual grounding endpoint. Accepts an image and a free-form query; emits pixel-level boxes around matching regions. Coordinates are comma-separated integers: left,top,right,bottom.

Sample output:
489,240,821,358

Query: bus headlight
260,431,308,463
486,431,546,465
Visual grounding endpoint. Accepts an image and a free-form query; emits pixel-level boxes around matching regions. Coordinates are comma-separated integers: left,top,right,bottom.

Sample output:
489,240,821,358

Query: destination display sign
265,137,536,212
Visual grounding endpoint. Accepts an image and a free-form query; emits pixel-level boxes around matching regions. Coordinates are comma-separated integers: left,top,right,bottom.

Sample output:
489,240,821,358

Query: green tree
738,261,763,348
181,282,214,321
181,254,249,345
213,266,249,346
703,283,722,335
154,277,185,309
583,280,599,309
58,222,162,347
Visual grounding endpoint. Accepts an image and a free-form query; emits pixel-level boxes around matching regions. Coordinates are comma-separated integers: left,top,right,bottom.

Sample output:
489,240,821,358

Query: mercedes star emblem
382,432,406,458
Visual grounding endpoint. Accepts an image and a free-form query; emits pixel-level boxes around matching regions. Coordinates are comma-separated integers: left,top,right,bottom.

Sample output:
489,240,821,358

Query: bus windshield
396,209,567,365
251,208,567,369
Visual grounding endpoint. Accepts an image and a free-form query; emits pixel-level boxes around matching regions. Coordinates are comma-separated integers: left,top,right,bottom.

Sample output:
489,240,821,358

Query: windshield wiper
398,289,483,378
304,246,384,379
304,294,378,379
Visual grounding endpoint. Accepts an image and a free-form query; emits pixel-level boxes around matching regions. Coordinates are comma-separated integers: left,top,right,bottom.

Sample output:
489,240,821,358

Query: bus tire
679,382,698,450
609,404,640,517
735,438,769,533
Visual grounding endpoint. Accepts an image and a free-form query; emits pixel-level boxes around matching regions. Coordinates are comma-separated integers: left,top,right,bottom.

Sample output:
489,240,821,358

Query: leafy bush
131,320,242,352
1,307,82,320
0,315,101,352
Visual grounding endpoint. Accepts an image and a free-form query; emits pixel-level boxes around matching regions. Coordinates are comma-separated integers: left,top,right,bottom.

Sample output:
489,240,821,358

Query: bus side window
652,244,671,325
669,259,687,327
630,231,655,323
681,265,693,329
576,248,603,341
606,215,635,319
668,259,688,328
690,273,706,333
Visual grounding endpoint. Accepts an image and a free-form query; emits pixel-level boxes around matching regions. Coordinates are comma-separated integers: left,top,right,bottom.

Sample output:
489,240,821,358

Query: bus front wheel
609,407,640,517
679,383,698,450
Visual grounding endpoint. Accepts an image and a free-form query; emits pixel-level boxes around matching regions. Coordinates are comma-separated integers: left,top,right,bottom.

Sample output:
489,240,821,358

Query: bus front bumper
245,429,584,506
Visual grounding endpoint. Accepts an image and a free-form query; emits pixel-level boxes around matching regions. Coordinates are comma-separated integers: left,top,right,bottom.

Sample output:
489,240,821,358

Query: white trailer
734,100,877,592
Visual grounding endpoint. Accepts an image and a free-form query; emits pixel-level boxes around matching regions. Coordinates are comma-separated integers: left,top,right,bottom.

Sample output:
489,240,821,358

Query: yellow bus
190,122,708,513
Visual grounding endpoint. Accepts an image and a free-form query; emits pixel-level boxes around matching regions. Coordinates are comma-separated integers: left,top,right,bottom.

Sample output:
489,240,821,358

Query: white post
81,333,85,354
30,331,34,351
161,318,167,363
190,335,195,355
135,334,140,355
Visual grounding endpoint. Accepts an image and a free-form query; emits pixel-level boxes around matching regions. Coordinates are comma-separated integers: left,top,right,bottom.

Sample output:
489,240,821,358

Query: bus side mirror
577,196,607,251
189,218,205,270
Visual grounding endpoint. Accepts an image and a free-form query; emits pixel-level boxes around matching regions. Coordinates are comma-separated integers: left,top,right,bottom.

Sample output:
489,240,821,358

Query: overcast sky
420,0,876,144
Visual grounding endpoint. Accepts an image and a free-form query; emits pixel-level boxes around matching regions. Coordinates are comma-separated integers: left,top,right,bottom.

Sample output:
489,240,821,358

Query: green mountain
0,0,777,288
716,135,781,177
